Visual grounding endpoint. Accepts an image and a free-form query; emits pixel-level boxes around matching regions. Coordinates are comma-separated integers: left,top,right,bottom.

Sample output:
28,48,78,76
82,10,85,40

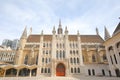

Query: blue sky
0,0,120,44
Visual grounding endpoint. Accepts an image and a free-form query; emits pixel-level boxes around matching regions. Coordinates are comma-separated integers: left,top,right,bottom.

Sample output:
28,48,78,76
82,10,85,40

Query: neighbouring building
104,22,120,77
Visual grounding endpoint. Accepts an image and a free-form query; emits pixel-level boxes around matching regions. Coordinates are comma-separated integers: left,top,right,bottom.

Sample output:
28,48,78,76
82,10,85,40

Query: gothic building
0,20,119,77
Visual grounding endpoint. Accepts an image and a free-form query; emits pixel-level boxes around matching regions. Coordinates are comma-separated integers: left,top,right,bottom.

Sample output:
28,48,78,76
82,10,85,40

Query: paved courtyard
0,75,120,80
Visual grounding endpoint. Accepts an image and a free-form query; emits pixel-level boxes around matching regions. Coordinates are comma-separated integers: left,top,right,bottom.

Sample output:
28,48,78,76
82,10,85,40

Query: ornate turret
96,27,99,35
65,26,68,34
104,26,111,40
21,26,27,39
29,27,32,35
57,19,63,34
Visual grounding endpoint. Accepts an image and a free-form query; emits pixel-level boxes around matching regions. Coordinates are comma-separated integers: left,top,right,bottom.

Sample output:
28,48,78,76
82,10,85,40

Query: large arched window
45,68,47,73
63,50,65,58
24,55,28,65
77,58,79,63
73,50,75,55
71,68,73,73
92,54,96,62
42,58,44,63
60,50,62,58
46,58,47,63
78,68,80,73
41,68,43,73
48,68,50,73
74,68,76,73
74,58,76,64
36,55,38,65
70,58,72,63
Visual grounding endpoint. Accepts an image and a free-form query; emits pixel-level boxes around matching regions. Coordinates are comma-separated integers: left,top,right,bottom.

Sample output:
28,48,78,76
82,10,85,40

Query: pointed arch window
103,54,107,61
74,58,76,64
92,54,96,62
41,68,43,73
77,58,79,63
78,68,80,73
71,68,73,73
24,55,28,65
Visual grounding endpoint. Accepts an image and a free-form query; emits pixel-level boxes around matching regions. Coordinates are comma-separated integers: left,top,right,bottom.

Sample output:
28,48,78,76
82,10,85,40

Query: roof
80,35,104,43
113,22,120,36
27,34,104,43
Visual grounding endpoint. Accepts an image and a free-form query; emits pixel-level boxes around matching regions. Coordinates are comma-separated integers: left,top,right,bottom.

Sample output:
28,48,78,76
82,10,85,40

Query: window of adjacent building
77,58,79,63
102,69,105,76
88,69,91,75
92,69,95,75
110,56,113,64
114,54,118,64
70,58,72,63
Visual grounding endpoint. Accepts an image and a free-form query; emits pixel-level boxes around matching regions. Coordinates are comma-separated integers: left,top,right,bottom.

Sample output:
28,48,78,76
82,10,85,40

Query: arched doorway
56,63,65,76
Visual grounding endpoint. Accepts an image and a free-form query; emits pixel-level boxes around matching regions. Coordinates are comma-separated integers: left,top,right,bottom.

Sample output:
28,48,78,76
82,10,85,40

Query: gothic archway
56,63,65,76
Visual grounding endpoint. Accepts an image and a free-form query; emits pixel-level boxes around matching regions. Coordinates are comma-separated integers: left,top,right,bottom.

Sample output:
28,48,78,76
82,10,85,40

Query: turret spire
104,26,111,40
21,26,27,39
96,27,99,35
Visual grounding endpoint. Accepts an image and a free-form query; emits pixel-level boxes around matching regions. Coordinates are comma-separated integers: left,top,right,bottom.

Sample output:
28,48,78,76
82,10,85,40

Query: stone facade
1,20,120,77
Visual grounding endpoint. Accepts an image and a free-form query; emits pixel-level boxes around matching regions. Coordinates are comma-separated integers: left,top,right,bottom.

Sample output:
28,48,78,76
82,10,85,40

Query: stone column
3,69,6,77
29,70,32,77
16,69,20,77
